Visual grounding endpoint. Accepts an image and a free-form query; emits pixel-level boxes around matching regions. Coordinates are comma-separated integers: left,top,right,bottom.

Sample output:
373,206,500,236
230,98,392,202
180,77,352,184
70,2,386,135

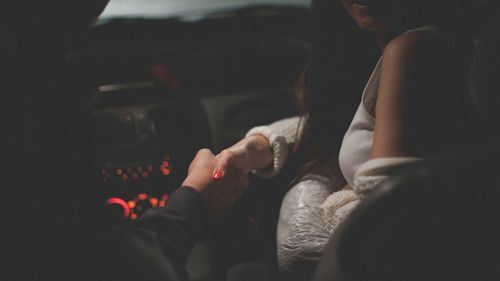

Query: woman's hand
214,134,274,179
214,148,252,179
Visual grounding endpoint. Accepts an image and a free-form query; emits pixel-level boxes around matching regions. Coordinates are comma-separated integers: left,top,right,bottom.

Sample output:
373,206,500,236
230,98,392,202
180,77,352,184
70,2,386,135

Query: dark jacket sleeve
102,187,210,281
133,186,210,264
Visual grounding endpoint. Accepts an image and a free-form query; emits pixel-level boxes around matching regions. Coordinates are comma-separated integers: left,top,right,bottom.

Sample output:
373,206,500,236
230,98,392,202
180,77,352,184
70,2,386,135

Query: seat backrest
338,149,500,281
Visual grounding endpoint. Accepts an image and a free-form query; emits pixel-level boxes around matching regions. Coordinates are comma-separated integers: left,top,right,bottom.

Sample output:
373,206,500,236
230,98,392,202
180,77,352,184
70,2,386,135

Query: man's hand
182,149,249,220
182,149,217,194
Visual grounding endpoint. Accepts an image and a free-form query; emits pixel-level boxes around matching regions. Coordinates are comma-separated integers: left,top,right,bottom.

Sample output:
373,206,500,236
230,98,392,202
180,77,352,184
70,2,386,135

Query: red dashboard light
151,64,180,94
159,195,169,207
106,198,130,219
160,161,171,176
127,200,136,209
150,197,159,207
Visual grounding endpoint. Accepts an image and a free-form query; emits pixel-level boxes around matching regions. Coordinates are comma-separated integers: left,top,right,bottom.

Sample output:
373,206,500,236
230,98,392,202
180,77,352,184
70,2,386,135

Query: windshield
100,0,310,20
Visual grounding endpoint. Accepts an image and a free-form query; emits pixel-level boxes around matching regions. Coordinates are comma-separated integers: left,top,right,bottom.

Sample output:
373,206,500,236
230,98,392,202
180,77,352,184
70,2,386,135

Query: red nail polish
213,170,223,180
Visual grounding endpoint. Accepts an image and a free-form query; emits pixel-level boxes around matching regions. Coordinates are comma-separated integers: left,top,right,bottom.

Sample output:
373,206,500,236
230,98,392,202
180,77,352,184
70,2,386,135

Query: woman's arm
372,31,450,158
216,134,274,174
277,164,355,276
216,116,302,178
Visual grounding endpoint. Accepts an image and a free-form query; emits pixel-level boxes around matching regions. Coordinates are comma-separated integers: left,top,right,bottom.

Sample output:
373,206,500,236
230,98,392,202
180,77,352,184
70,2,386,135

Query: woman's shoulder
379,27,455,97
373,26,469,155
383,28,447,66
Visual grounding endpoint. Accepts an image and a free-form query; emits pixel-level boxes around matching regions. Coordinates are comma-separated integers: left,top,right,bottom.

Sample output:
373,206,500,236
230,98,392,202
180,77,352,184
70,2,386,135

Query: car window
100,0,310,20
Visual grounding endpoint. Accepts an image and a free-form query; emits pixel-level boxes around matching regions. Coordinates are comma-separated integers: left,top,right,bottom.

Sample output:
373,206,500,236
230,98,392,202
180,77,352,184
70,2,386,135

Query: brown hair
290,0,379,185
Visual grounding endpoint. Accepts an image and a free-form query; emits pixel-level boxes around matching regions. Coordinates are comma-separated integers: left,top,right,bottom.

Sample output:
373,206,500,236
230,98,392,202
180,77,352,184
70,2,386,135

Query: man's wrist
181,177,206,193
164,186,210,233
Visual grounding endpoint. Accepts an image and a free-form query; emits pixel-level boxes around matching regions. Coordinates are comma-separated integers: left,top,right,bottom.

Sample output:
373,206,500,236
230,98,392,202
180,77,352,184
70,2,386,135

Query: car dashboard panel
90,86,209,221
70,5,311,224
92,86,297,222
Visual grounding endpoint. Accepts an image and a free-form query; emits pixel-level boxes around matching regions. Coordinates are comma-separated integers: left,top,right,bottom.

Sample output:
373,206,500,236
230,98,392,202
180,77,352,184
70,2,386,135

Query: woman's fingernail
213,170,224,180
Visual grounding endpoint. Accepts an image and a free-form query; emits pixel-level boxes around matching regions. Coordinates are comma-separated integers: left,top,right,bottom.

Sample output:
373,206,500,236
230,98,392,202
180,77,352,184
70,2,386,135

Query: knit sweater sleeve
245,116,301,178
276,160,358,277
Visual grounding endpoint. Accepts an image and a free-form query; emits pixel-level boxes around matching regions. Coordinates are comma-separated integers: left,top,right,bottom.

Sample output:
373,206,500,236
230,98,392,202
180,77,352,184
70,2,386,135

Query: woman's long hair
289,0,379,185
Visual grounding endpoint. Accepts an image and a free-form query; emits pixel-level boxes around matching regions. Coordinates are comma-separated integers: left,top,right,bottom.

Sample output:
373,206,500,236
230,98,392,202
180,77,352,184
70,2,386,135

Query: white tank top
338,26,440,187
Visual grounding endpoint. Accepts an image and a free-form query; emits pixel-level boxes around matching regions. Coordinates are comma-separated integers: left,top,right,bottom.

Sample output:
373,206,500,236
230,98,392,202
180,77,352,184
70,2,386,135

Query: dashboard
62,6,312,279
91,81,298,222
69,5,311,225
86,83,301,279
93,94,204,220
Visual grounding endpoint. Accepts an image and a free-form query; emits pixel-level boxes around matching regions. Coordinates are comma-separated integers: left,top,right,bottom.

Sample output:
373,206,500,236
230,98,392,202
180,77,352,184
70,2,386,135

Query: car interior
4,0,500,280
68,1,311,280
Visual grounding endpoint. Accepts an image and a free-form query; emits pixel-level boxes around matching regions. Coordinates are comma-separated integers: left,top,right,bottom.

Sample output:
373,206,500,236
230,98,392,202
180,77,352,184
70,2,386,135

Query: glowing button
138,193,148,201
159,194,169,207
150,197,159,206
106,198,130,219
128,201,136,209
161,161,171,176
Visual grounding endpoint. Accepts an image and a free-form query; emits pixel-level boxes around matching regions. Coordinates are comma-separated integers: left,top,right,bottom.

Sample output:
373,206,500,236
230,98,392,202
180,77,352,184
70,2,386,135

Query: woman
214,0,485,277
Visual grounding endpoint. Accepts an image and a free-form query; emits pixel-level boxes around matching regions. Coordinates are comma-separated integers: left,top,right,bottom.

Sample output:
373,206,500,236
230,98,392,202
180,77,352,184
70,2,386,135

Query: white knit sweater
246,116,359,273
246,116,420,274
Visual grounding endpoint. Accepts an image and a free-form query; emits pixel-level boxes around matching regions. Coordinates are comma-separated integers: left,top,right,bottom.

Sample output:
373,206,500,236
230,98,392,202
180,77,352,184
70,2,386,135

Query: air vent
148,107,193,143
93,111,137,147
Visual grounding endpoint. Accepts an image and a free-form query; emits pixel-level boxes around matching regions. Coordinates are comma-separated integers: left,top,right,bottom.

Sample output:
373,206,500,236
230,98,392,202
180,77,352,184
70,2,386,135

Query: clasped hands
182,147,252,220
